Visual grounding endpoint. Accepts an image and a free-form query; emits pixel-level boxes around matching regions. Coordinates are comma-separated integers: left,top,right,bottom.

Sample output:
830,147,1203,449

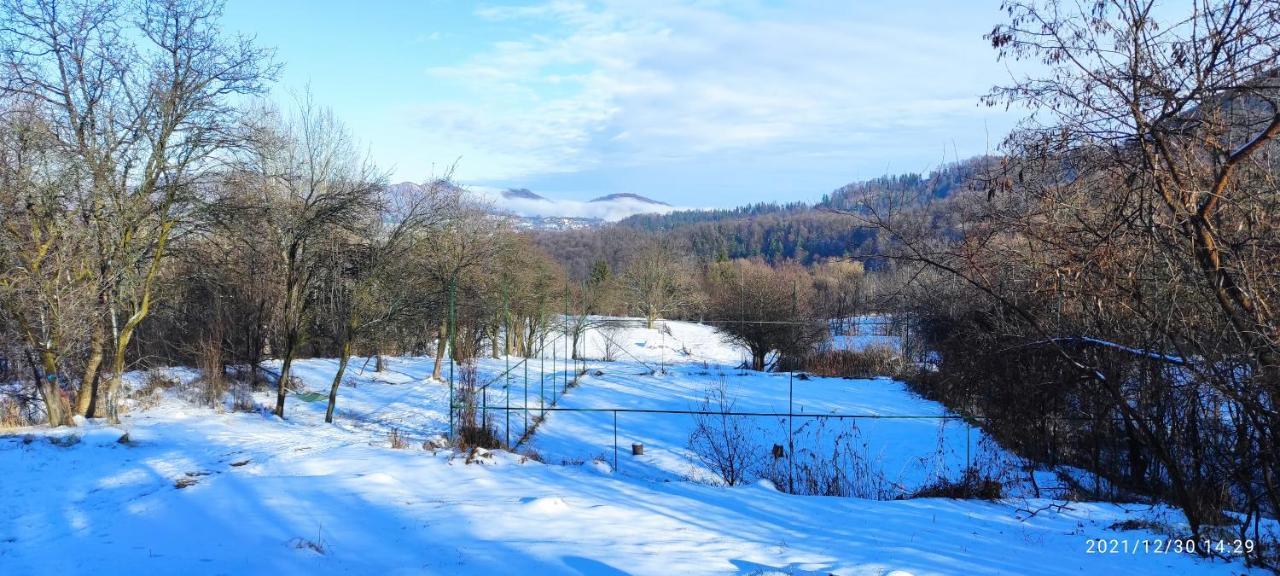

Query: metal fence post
540,334,546,420
524,347,529,436
788,283,796,494
788,367,795,494
966,420,971,471
613,409,618,473
447,279,456,440
504,288,510,447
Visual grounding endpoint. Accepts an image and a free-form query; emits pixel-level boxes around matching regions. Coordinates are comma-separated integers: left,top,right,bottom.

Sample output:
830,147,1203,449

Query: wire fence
428,314,1006,496
430,314,1167,499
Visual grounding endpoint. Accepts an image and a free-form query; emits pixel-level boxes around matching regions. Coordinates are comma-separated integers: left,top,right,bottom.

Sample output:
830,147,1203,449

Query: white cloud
410,0,1010,188
468,186,686,221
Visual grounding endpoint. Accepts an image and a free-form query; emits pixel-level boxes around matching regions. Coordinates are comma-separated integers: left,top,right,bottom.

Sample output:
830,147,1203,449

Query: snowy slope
0,319,1267,575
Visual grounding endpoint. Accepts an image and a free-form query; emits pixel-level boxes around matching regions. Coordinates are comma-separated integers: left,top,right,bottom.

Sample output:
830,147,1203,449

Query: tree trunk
35,349,73,427
432,319,447,380
276,352,294,418
102,353,126,425
504,321,514,358
275,324,300,418
76,317,106,417
325,340,353,423
375,350,386,372
101,221,172,424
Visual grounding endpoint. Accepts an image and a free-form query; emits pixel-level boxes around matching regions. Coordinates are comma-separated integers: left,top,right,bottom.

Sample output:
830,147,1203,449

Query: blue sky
222,0,1023,207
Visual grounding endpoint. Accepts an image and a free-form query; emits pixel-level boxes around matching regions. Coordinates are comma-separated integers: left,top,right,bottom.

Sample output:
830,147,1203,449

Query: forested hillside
534,156,991,277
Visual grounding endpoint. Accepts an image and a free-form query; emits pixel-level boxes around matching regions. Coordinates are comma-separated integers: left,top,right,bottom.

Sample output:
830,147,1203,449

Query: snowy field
0,319,1266,575
828,316,901,352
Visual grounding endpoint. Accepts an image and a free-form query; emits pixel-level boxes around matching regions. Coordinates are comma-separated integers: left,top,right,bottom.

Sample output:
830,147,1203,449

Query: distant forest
533,156,993,279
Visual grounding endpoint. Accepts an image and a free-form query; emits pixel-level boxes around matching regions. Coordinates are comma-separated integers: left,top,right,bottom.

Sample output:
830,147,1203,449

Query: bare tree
319,178,447,423
985,0,1280,543
811,259,865,334
0,104,91,426
237,98,382,419
419,187,509,378
0,0,275,422
704,259,821,371
621,236,701,329
846,0,1280,559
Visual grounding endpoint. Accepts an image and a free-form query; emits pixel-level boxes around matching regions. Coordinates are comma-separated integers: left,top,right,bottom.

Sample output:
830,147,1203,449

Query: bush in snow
452,360,503,450
760,418,894,499
387,427,409,449
688,379,761,486
0,390,37,428
911,467,1004,501
131,369,181,412
194,338,228,409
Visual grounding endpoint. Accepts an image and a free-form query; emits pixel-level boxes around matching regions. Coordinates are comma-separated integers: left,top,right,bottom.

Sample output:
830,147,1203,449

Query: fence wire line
466,404,1165,423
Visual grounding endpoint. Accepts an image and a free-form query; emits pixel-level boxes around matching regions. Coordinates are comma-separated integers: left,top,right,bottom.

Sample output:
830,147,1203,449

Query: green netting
293,391,327,403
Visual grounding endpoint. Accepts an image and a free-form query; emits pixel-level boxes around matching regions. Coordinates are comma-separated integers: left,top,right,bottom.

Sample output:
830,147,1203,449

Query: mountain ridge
588,193,669,205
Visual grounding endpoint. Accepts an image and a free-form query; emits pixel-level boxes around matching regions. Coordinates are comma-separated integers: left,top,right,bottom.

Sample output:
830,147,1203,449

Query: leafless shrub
760,418,894,499
911,467,1004,500
230,380,256,412
0,395,27,428
141,369,180,394
131,369,180,411
387,427,408,450
195,339,228,408
287,527,327,555
688,379,761,486
457,424,502,450
453,360,502,450
915,420,1014,501
600,325,621,362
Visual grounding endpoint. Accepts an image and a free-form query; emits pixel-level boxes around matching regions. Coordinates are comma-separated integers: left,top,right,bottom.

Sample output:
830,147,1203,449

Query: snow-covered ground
828,316,901,352
0,319,1266,575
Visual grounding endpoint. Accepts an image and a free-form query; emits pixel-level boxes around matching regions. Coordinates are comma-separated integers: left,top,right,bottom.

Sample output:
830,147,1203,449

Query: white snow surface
828,316,902,352
0,318,1265,575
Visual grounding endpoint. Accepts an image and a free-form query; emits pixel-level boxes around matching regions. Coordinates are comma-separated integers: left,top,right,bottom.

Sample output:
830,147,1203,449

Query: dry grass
518,448,544,464
195,340,228,408
288,535,326,555
455,424,503,450
388,427,409,449
0,396,28,429
132,369,179,411
910,467,1005,500
798,345,905,379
